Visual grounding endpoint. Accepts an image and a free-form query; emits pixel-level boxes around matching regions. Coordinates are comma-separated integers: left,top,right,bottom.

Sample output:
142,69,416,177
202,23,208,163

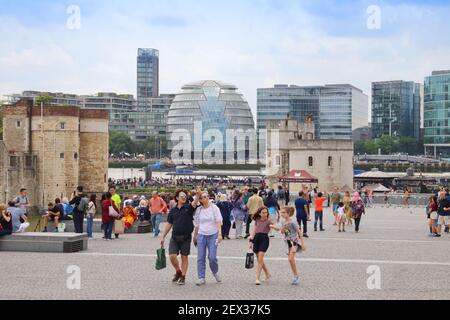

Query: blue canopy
354,170,366,176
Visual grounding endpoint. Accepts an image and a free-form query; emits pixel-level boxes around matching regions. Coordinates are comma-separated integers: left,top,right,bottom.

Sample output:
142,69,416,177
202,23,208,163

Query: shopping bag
245,250,255,269
113,219,125,235
109,206,119,218
57,223,66,233
156,246,167,270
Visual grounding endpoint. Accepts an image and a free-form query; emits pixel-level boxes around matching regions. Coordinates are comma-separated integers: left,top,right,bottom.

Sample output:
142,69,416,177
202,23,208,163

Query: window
10,156,19,167
328,156,333,167
60,153,65,159
276,155,281,166
308,156,313,167
25,156,33,167
74,153,78,159
16,121,21,128
60,122,65,129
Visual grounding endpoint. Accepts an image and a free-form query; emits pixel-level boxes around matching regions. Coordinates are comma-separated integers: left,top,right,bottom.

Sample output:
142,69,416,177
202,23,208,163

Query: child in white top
337,202,346,232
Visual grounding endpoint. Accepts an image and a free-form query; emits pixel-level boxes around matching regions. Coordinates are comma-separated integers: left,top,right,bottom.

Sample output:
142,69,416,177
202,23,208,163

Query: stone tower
79,109,109,193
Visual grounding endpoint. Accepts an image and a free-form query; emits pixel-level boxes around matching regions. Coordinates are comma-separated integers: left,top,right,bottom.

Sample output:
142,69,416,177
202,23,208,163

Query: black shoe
226,236,231,240
303,234,309,238
115,234,119,239
42,228,47,233
435,234,441,237
173,272,182,283
320,229,325,232
244,234,250,239
177,276,186,285
314,229,317,232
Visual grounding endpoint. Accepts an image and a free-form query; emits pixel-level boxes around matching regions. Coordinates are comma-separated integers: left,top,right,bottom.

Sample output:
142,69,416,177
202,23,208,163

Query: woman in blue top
231,190,246,239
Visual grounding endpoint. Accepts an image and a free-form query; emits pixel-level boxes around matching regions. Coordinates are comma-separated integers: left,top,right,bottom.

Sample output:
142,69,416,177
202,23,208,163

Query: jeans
104,221,114,240
0,229,12,237
197,233,219,279
314,211,323,230
221,213,231,237
151,213,162,236
86,216,94,238
73,211,84,234
355,217,361,232
297,215,308,234
235,216,245,238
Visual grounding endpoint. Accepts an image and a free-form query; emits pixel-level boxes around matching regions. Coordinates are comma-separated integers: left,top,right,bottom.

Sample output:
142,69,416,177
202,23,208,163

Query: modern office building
6,91,83,106
257,84,368,140
128,94,175,141
81,93,136,133
137,48,159,108
424,70,450,157
167,80,255,163
371,81,423,139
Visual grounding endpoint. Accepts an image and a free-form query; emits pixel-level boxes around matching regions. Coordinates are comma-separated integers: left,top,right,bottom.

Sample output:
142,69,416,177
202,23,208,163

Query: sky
1,0,450,121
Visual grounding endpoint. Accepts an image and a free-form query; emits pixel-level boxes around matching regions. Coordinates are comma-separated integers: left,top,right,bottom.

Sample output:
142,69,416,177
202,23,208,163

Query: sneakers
244,234,250,239
177,276,186,285
255,279,261,285
291,276,300,285
303,234,309,238
320,229,325,232
434,234,441,237
196,279,206,286
213,273,222,283
173,271,182,283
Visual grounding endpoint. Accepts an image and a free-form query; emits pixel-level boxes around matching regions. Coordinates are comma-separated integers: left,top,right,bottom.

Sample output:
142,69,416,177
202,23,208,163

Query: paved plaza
2,205,450,300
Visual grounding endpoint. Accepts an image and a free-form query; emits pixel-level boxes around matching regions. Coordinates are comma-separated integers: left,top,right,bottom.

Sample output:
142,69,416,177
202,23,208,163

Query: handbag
109,205,119,218
156,246,167,270
113,219,125,234
245,250,255,269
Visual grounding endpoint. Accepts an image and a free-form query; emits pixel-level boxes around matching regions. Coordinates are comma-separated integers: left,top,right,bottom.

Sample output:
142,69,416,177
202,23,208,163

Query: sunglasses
179,195,187,199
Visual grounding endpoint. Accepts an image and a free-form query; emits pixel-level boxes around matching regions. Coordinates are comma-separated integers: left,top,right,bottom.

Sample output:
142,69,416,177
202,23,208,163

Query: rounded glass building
167,80,255,162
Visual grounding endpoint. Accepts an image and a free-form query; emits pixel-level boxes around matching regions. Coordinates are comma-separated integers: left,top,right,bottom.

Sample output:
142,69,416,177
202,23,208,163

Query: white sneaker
213,273,222,283
196,279,206,286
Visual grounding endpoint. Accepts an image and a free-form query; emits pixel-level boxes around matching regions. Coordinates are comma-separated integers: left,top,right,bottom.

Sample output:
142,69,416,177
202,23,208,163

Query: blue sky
1,0,450,118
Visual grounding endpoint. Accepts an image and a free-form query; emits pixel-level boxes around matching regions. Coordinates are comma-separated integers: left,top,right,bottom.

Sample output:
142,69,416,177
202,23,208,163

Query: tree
109,131,135,155
378,135,398,154
35,94,53,106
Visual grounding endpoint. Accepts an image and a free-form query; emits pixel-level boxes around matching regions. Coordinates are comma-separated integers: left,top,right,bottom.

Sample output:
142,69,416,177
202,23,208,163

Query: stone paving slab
1,206,449,300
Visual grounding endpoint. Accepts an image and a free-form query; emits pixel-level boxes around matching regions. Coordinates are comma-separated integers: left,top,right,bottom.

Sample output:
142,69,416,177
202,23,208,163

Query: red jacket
102,199,119,224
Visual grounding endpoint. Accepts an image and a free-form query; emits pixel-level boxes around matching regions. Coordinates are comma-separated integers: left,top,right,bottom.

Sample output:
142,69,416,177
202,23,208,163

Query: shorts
169,234,192,256
430,212,438,220
284,239,301,255
438,215,450,226
332,205,339,213
253,233,270,254
338,214,346,223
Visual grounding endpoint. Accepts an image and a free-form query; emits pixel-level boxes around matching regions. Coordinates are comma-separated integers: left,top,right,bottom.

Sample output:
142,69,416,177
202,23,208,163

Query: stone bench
64,219,153,234
0,232,88,253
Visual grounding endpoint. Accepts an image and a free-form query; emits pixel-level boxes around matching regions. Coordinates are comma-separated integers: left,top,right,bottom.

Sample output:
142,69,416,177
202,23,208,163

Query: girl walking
280,207,306,285
264,191,280,237
249,207,279,285
428,196,439,237
337,202,346,232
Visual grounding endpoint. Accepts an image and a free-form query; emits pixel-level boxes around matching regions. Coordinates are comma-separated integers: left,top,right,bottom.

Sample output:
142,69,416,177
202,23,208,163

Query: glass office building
371,81,423,139
137,48,159,107
128,94,175,141
257,84,368,140
81,93,136,133
167,80,255,161
424,70,450,157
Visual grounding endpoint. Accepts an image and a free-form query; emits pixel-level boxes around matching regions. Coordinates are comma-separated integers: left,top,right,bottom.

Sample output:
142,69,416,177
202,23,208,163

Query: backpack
78,197,89,213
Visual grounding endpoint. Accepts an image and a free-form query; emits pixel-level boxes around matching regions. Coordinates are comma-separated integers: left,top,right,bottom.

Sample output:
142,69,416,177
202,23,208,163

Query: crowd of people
3,182,450,287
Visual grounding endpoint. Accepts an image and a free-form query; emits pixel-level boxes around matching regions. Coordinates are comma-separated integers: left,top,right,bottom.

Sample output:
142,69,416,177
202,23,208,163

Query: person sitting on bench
43,199,64,232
